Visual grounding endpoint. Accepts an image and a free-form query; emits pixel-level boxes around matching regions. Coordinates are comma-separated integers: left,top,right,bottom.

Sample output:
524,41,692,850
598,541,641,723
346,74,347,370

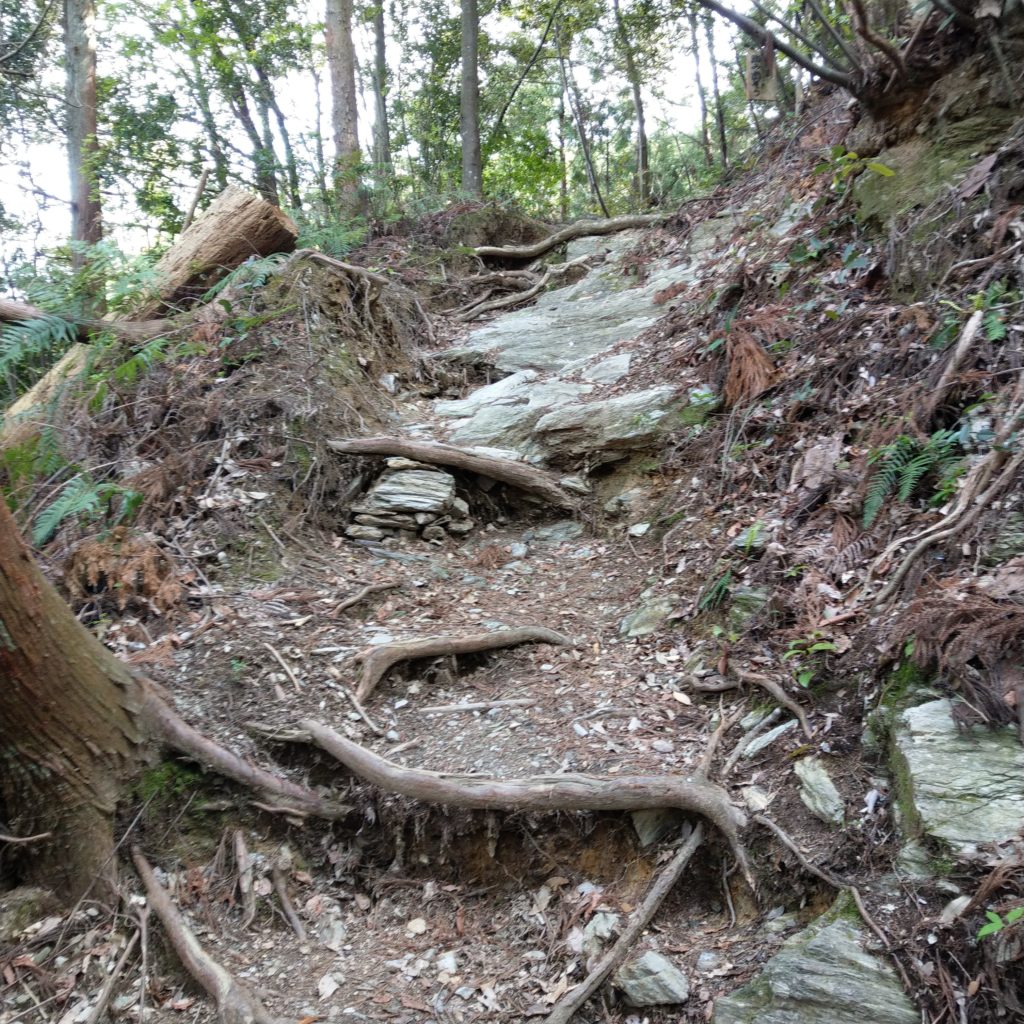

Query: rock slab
614,951,690,1006
712,916,917,1024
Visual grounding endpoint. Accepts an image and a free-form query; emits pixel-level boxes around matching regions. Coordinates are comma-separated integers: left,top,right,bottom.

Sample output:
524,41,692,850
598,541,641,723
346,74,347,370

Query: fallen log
2,186,297,450
472,213,667,261
298,721,752,886
326,435,578,511
353,625,571,702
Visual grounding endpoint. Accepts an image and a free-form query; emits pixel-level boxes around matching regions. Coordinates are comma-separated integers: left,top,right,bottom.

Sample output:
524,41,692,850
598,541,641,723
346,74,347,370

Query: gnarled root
298,719,753,888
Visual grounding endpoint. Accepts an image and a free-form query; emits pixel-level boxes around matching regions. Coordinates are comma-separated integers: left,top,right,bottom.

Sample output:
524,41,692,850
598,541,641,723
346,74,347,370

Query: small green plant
698,569,733,612
814,144,895,194
33,474,142,546
862,429,961,528
931,279,1021,349
783,631,838,687
977,905,1024,939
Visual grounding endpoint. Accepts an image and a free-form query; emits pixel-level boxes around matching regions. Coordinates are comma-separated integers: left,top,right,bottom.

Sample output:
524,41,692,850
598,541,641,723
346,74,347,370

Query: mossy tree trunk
0,501,145,899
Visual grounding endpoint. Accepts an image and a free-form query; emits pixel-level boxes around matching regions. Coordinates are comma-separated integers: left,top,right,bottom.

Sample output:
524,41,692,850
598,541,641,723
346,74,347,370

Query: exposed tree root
913,308,982,430
234,830,257,929
298,720,753,887
331,581,400,617
327,435,578,511
689,667,812,739
138,680,352,818
455,253,596,321
472,213,667,261
352,625,572,702
544,824,705,1024
132,847,283,1024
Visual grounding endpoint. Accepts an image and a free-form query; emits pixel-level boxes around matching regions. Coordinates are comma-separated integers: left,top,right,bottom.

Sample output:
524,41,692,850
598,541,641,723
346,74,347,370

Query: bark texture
325,0,361,212
459,0,483,196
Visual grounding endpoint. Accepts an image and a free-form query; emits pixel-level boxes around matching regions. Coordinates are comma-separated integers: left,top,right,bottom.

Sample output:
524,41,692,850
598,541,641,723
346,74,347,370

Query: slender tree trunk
558,93,568,221
310,60,331,207
187,55,230,191
703,12,728,169
0,501,143,900
64,0,104,315
557,34,609,217
688,11,714,167
325,0,361,214
372,2,393,182
611,0,650,207
460,0,483,197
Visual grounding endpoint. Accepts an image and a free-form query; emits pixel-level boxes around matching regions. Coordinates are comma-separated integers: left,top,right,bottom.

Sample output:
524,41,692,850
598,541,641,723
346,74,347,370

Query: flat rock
745,719,797,757
712,915,917,1024
894,698,1024,857
614,951,690,1006
794,758,845,826
534,386,681,458
620,596,675,638
356,469,456,515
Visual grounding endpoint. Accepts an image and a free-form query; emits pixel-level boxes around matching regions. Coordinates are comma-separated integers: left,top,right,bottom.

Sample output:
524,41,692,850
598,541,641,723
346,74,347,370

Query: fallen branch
84,928,140,1024
271,847,306,940
352,625,572,702
913,309,983,429
234,830,256,929
132,847,283,1024
544,824,705,1024
327,436,578,511
731,667,812,739
263,642,302,691
331,581,400,617
298,721,752,887
472,213,667,260
341,684,384,735
421,697,535,713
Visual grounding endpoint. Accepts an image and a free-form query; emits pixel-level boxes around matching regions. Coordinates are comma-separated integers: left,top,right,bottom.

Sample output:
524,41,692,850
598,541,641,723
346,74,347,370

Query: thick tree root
139,681,351,818
472,213,667,261
326,435,578,511
352,625,572,702
544,824,704,1024
298,720,753,887
132,847,283,1024
455,253,596,321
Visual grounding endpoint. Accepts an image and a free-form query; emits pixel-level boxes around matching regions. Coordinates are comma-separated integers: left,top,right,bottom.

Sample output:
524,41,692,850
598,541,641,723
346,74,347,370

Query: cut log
326,436,577,511
472,213,666,261
2,186,297,450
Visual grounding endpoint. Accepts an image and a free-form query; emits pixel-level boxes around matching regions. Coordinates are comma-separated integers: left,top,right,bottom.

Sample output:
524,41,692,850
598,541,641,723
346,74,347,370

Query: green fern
201,253,289,302
0,316,79,400
863,430,960,528
698,569,733,611
32,474,142,546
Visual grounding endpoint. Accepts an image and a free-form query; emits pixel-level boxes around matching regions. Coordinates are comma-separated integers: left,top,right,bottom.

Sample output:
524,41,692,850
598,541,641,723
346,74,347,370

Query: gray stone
712,914,918,1024
530,521,584,543
745,720,798,757
893,699,1024,857
614,951,690,1006
631,808,687,846
559,474,591,495
794,758,845,826
446,519,475,535
534,387,681,458
620,596,675,638
604,487,650,516
582,911,620,955
434,370,539,418
628,521,651,537
354,513,418,529
356,469,456,515
0,888,56,943
728,586,770,630
422,525,447,542
385,457,430,471
346,524,386,540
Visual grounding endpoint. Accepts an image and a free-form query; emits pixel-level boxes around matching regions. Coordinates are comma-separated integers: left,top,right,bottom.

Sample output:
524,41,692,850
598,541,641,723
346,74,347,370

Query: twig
0,830,52,844
422,697,536,713
271,848,307,941
342,685,384,735
543,825,704,1024
234,830,256,929
388,737,422,755
699,707,742,774
731,667,812,739
914,308,983,429
84,929,140,1024
180,167,211,233
250,801,309,820
753,813,846,887
132,847,283,1024
263,642,302,691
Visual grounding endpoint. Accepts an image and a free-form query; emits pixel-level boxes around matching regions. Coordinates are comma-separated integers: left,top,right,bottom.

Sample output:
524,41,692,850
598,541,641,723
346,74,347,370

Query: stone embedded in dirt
385,457,432,471
528,520,584,543
794,757,846,826
620,596,675,638
446,519,475,535
0,887,57,943
434,369,540,418
582,911,621,955
893,698,1024,858
533,386,681,460
354,513,419,529
711,915,918,1024
345,524,386,540
727,586,771,630
631,808,688,846
614,950,691,1006
628,521,652,537
559,474,591,494
744,719,798,757
355,468,457,514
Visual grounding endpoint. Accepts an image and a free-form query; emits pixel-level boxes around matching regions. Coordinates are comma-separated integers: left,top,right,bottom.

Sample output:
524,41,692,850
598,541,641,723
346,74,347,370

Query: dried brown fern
724,331,776,406
65,528,184,614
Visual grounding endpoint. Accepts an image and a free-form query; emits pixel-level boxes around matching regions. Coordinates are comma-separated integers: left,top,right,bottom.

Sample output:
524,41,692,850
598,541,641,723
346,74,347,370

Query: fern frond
33,475,102,546
201,254,289,302
0,316,78,377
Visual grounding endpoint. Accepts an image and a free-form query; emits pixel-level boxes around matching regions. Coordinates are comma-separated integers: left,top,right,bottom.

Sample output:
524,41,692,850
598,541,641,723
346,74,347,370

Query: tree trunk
558,94,568,220
371,2,393,182
688,11,714,167
64,0,104,316
325,0,361,214
703,12,729,169
612,0,650,207
459,0,483,197
557,34,609,218
0,500,144,900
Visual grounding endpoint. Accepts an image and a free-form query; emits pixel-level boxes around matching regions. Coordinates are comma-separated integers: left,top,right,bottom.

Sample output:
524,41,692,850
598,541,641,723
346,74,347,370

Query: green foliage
977,905,1024,939
783,631,838,687
698,569,733,611
32,474,142,546
201,253,290,302
814,144,895,194
863,429,960,528
0,316,78,402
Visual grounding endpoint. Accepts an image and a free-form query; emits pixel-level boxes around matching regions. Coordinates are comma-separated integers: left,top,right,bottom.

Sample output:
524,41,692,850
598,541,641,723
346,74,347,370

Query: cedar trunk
325,0,361,213
0,500,144,899
459,0,483,197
